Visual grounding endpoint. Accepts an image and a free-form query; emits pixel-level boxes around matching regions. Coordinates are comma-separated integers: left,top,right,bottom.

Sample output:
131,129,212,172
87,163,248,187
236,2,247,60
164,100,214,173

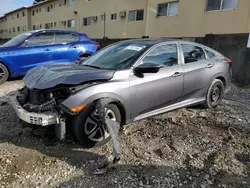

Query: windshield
81,42,149,70
3,32,32,47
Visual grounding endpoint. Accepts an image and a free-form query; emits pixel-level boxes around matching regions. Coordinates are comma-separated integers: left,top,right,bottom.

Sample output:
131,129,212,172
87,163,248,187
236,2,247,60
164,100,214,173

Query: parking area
0,80,250,188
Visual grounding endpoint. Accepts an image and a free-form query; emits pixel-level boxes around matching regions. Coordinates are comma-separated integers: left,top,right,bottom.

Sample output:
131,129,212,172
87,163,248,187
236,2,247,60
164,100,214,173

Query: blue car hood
24,63,115,90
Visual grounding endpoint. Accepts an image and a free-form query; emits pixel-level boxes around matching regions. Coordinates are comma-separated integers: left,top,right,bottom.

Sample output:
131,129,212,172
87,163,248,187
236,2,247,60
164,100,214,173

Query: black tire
204,79,225,109
72,102,121,148
75,54,90,64
0,63,9,85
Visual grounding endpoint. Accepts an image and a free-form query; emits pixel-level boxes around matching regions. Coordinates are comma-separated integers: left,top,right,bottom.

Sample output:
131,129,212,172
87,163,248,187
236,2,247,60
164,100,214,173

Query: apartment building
0,0,249,39
0,7,30,39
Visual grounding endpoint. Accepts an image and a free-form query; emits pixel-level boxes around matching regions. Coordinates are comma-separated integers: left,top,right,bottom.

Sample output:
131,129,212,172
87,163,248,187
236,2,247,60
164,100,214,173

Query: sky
0,0,34,16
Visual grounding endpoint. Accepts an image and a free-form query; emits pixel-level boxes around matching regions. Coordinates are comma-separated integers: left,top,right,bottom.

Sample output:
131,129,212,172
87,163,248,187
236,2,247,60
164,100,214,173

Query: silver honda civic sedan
11,39,232,147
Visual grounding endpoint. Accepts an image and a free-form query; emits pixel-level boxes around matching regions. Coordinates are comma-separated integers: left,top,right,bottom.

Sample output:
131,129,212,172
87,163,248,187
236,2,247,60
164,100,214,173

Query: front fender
61,81,130,118
62,91,127,110
0,57,15,76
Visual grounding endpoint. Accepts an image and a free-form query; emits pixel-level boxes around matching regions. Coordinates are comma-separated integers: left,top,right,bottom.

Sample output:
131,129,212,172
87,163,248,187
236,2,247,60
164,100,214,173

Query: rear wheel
75,54,90,64
204,79,224,109
72,103,121,148
0,63,9,85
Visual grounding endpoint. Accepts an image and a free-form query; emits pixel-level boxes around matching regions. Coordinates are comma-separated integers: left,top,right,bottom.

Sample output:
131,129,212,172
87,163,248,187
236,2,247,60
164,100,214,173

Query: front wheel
72,103,121,148
0,63,9,85
204,79,225,109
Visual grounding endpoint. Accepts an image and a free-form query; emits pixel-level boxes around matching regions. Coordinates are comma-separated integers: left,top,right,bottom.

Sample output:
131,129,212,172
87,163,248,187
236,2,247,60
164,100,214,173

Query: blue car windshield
3,32,32,47
81,42,149,70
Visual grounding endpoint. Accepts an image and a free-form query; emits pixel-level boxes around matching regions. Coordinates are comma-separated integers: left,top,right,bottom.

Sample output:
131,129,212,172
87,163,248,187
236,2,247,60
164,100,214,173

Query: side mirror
134,63,163,74
22,40,28,47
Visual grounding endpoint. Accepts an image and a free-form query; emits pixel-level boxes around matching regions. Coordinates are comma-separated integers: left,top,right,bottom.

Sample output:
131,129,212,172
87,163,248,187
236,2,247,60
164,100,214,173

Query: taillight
225,57,232,68
95,43,100,49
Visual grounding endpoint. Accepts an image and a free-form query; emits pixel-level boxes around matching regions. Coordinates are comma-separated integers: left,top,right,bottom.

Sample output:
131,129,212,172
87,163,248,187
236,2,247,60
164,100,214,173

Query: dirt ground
0,80,250,188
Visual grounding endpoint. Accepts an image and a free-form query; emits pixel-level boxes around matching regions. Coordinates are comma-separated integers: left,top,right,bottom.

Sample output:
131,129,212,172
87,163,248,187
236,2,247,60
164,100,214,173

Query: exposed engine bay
16,81,100,115
17,86,71,113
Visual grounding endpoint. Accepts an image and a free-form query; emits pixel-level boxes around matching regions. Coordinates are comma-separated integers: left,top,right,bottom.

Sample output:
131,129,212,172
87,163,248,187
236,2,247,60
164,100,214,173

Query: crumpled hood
24,63,115,90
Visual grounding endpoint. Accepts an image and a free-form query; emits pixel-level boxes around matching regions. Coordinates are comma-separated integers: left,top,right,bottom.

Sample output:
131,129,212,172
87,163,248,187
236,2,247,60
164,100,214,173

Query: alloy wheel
211,85,221,104
84,108,116,142
0,66,6,81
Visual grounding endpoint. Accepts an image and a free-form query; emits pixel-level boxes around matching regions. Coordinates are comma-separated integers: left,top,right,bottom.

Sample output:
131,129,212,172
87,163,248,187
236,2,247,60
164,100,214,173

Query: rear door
129,42,184,119
53,31,81,62
180,42,216,102
17,31,55,74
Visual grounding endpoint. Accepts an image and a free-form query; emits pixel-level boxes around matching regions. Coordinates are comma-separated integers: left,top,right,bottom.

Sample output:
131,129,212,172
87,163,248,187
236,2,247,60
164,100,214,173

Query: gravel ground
0,80,250,188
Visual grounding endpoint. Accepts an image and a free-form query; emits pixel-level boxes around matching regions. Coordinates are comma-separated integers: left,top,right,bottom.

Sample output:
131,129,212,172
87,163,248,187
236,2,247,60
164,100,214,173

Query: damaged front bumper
10,95,59,126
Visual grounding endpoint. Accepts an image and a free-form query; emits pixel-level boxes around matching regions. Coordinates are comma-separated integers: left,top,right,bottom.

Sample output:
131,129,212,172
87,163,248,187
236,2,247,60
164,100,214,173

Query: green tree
33,0,46,5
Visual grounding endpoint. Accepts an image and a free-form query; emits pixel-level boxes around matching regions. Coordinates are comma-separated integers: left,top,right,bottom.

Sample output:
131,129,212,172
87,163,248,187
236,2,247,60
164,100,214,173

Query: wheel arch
215,76,226,87
0,60,11,77
62,92,129,125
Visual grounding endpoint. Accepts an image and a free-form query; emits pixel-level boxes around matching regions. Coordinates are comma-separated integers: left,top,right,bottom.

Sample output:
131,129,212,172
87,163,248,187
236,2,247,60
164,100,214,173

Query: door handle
206,63,214,68
44,48,52,51
171,72,183,77
72,45,79,49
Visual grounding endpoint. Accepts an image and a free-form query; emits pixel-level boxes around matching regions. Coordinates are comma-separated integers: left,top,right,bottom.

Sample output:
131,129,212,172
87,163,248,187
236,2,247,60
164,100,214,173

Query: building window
111,13,117,20
17,13,19,18
83,17,92,26
59,0,63,6
67,19,75,27
54,22,57,27
128,10,144,21
59,21,67,27
69,0,75,5
36,9,39,13
45,23,51,29
13,27,15,32
33,25,36,30
206,0,238,11
22,11,26,17
40,24,42,29
32,10,35,16
39,8,42,12
157,2,179,17
45,5,50,12
100,14,106,21
17,27,20,32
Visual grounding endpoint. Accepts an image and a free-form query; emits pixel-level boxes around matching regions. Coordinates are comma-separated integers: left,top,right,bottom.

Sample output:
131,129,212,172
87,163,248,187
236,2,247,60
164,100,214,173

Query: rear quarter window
205,49,215,59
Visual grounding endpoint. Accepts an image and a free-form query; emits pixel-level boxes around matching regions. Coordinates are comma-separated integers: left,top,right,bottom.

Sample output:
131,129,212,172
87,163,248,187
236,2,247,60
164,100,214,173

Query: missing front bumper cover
10,95,58,126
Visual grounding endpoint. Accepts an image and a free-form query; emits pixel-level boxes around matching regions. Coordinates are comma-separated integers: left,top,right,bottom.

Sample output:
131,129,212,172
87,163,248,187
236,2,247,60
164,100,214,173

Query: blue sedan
0,29,99,84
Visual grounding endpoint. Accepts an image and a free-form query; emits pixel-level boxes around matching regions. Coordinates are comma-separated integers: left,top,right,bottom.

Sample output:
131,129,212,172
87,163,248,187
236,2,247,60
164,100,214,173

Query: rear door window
181,44,206,64
55,32,80,44
205,49,215,59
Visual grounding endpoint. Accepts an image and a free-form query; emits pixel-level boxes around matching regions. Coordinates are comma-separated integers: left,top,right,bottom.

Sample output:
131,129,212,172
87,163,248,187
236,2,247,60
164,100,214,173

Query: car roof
118,38,217,52
26,29,85,35
117,38,187,47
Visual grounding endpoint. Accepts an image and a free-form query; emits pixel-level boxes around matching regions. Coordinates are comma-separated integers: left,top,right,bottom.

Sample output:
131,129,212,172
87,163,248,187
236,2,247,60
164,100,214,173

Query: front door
129,43,184,119
17,31,55,74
